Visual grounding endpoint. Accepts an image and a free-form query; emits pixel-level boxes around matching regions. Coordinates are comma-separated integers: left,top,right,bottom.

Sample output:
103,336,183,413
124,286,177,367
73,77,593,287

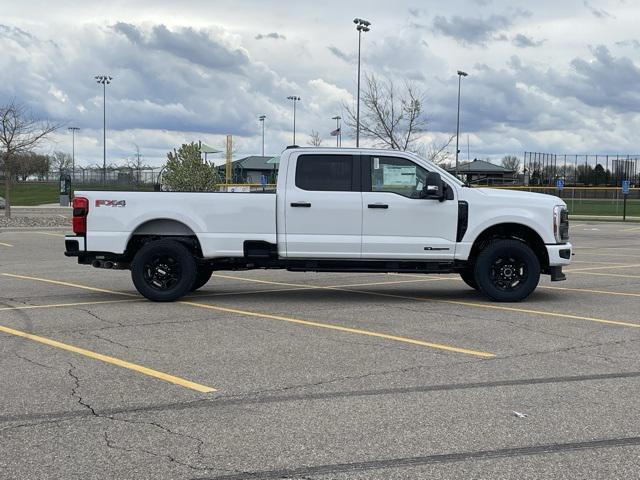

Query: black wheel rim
489,254,527,291
143,254,181,291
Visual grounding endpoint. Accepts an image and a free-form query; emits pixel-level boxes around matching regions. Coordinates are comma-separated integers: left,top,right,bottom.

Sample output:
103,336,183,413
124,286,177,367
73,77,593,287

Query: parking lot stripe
570,271,640,279
0,324,216,392
4,272,494,357
216,274,640,330
1,273,137,296
0,241,14,247
0,299,138,312
212,273,454,289
565,263,640,273
179,300,495,357
33,232,65,237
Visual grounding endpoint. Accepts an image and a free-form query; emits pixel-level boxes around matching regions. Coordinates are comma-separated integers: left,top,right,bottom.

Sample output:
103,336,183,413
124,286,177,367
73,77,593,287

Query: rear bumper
64,235,85,257
546,242,572,267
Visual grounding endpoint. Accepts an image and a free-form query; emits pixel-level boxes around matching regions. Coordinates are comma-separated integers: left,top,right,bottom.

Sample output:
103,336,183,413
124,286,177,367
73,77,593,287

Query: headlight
553,205,569,243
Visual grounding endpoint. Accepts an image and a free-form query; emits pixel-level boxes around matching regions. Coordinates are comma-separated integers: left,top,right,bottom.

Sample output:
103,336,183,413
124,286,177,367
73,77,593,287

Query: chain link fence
491,186,639,218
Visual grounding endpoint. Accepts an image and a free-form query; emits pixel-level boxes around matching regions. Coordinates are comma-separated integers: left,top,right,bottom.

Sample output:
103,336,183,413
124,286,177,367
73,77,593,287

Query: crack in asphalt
3,366,640,427
14,352,52,369
66,363,219,473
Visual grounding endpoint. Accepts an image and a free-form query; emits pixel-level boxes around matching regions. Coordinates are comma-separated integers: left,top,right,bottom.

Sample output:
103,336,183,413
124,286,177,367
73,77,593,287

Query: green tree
14,152,50,181
163,142,219,191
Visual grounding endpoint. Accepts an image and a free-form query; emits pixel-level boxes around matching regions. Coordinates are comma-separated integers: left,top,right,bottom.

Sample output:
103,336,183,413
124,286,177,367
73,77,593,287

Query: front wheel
131,239,197,302
474,239,540,302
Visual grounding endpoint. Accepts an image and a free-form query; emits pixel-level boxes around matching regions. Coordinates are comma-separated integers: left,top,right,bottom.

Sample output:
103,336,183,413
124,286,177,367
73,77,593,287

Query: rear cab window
295,154,356,191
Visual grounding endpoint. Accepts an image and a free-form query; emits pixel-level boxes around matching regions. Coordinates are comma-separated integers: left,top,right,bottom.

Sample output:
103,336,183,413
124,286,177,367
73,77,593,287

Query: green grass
0,182,154,206
0,182,59,206
564,199,640,217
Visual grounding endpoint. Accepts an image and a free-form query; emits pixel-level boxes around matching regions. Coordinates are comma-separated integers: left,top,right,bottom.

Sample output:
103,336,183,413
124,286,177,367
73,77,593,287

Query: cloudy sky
1,0,639,167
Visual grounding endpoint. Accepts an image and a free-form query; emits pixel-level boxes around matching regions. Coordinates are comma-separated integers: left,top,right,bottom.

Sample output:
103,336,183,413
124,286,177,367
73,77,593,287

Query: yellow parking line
0,241,14,247
217,274,640,330
575,251,640,259
0,299,138,312
1,273,137,297
538,285,640,298
564,263,640,273
340,288,640,329
179,300,494,358
212,272,454,289
4,272,494,358
34,232,65,237
571,271,640,279
570,260,627,266
0,324,215,392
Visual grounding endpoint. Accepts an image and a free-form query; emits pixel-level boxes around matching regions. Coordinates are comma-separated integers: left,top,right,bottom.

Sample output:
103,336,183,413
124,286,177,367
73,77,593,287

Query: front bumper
546,242,572,267
64,235,85,257
546,242,571,282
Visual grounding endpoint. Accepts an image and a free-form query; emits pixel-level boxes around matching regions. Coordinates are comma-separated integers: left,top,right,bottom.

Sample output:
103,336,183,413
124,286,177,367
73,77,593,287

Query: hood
471,187,566,207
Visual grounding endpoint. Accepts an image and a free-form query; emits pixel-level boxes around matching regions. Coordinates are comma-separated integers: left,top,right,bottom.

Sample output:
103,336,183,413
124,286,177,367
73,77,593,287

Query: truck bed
78,191,277,258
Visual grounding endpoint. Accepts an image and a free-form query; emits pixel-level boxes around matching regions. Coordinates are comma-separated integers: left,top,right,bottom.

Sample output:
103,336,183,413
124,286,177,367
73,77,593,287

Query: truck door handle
368,203,389,209
290,202,311,208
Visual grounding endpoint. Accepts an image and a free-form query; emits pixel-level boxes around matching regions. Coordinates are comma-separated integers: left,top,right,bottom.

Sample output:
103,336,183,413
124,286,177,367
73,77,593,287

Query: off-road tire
131,239,197,302
474,239,540,302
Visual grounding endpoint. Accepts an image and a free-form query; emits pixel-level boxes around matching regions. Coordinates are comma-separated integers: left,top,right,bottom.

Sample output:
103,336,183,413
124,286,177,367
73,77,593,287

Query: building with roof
447,159,515,185
217,156,278,183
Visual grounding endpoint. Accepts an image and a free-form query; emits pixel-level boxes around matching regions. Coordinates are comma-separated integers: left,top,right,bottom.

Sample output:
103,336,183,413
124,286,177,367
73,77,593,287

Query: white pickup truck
65,147,571,302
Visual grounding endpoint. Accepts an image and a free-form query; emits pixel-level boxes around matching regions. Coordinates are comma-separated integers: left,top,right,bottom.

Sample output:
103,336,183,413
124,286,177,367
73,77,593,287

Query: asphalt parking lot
1,223,640,479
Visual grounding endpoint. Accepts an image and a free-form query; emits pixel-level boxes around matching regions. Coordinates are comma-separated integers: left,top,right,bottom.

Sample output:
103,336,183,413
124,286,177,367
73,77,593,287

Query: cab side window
296,155,353,191
370,156,428,198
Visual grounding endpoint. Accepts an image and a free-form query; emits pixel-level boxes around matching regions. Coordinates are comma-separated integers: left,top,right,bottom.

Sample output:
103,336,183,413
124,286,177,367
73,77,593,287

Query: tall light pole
332,115,342,147
354,18,371,148
286,96,301,145
95,75,112,183
455,70,468,178
68,127,79,180
259,115,266,156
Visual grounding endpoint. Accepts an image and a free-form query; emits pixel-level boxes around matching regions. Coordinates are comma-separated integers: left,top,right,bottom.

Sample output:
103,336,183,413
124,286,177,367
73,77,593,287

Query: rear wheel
191,265,214,292
459,268,479,290
474,239,540,302
131,239,196,302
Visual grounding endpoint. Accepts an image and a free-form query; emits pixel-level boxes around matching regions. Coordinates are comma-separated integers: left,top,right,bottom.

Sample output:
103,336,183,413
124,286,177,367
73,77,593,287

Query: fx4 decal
95,200,126,208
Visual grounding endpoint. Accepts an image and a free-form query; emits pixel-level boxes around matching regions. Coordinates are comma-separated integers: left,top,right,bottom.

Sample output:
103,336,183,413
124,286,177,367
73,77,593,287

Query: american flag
330,127,341,136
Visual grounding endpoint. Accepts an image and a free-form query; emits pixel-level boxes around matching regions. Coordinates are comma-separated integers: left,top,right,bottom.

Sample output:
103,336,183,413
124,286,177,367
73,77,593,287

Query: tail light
72,197,89,235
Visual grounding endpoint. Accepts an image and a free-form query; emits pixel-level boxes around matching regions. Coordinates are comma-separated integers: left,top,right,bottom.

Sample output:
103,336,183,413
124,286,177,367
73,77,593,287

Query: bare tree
0,100,59,217
49,151,73,173
344,73,427,151
501,155,521,173
307,130,323,147
413,134,456,168
127,144,150,184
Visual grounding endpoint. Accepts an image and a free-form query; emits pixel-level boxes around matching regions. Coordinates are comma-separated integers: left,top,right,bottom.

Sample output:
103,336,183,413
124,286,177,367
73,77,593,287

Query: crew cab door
361,155,458,259
284,153,362,258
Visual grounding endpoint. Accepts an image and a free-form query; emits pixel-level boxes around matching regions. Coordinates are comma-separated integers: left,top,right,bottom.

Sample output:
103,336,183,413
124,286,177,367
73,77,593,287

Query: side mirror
422,172,445,201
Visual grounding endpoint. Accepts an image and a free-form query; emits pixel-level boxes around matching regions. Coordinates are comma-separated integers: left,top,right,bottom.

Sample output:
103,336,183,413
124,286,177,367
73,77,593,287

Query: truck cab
65,147,571,302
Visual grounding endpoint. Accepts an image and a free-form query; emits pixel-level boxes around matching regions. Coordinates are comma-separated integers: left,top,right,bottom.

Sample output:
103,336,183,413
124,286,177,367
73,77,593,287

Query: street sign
622,180,630,195
556,179,564,190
